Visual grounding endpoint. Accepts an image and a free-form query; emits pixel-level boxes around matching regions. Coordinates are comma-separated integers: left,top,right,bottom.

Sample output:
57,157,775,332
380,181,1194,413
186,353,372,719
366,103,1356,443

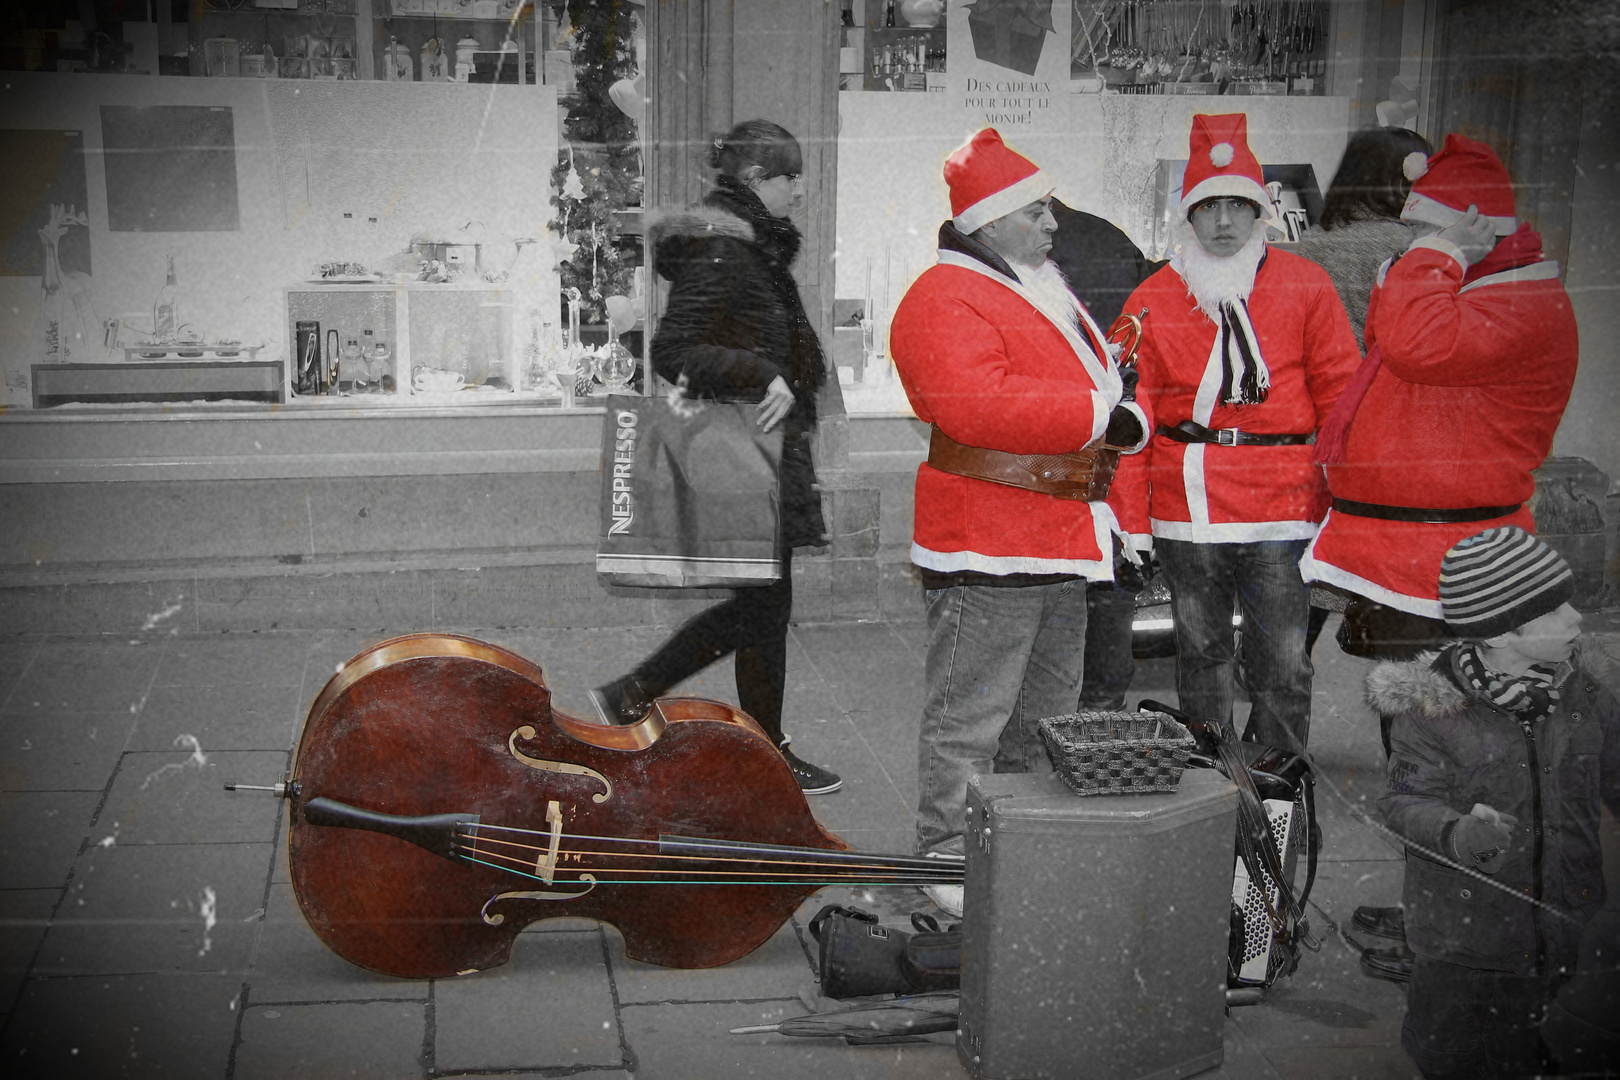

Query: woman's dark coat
647,177,828,549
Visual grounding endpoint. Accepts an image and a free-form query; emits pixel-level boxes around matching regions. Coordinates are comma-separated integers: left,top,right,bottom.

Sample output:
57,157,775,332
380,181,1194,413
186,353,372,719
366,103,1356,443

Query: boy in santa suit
888,129,1149,915
1301,134,1579,668
1113,113,1360,755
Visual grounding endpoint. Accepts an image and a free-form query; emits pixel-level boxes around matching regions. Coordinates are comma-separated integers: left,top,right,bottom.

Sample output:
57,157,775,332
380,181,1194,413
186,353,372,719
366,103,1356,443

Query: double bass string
458,826,963,885
467,830,963,873
465,820,956,870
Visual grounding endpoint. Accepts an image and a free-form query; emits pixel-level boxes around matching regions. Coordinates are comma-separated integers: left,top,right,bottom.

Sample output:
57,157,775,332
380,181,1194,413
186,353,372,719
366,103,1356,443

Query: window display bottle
368,331,392,392
359,329,377,392
152,254,178,343
341,337,364,393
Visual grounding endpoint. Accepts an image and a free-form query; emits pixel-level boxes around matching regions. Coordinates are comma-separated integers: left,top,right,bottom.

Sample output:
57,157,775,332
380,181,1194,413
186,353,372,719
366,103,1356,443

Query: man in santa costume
1301,133,1578,667
1298,134,1580,979
889,128,1150,915
1113,113,1360,755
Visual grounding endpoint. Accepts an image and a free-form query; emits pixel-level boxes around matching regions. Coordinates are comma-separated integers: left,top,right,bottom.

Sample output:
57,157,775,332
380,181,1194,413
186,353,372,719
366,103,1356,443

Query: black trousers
629,549,793,746
1403,954,1560,1079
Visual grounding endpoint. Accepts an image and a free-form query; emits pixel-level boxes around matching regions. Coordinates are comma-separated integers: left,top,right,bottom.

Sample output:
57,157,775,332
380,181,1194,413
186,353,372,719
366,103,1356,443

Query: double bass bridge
507,726,613,803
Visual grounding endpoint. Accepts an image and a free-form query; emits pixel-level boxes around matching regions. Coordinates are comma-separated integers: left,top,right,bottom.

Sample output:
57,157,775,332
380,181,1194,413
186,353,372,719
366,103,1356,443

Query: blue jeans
1155,538,1313,754
1081,578,1139,710
915,580,1088,856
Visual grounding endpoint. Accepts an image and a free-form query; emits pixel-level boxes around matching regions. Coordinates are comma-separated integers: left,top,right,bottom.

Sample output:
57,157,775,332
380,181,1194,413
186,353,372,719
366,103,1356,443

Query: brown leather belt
927,425,1119,502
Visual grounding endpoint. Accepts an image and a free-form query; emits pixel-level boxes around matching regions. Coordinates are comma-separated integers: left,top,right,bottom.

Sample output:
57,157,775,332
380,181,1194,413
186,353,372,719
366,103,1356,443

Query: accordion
1136,701,1319,992
1227,744,1316,988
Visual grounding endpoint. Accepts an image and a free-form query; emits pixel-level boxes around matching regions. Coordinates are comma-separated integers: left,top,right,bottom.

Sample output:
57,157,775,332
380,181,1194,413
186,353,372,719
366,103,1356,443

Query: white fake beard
1014,258,1082,332
1171,223,1268,320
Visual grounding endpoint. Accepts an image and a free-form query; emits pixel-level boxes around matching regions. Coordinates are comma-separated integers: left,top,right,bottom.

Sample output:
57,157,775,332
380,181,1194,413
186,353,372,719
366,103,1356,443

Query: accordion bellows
1038,710,1196,795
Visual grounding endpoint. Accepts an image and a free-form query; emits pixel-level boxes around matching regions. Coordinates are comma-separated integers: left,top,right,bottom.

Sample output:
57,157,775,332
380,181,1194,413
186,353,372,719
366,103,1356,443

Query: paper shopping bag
596,394,785,588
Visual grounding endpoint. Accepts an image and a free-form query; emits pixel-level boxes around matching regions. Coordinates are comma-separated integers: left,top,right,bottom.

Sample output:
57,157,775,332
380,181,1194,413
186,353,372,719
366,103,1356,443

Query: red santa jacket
889,244,1148,579
1112,248,1359,547
1301,240,1577,616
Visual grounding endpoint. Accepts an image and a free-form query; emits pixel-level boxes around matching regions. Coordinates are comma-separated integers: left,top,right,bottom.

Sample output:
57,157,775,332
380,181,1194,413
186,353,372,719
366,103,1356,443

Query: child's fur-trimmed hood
1365,650,1470,719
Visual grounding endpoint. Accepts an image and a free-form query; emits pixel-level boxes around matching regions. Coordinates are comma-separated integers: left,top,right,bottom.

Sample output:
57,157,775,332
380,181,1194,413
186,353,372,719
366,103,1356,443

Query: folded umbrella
730,992,959,1044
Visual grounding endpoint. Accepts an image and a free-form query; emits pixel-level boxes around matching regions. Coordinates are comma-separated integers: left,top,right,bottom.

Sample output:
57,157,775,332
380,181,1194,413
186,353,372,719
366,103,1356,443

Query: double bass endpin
224,780,297,798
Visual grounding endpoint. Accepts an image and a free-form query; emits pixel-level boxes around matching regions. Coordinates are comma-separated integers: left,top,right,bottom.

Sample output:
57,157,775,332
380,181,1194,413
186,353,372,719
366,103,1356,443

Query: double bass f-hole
480,799,599,924
507,725,613,803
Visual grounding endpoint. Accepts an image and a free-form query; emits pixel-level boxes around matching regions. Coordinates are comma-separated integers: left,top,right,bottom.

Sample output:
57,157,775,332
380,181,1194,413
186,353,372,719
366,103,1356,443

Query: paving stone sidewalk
3,613,1616,1078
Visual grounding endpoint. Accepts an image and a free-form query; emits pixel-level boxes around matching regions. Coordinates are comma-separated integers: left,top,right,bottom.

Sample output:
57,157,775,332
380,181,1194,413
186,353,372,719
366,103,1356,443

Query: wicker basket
1038,711,1196,796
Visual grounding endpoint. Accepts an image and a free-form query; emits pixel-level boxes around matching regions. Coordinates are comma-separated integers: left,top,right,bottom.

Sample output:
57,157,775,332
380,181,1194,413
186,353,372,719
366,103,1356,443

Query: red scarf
1312,225,1545,466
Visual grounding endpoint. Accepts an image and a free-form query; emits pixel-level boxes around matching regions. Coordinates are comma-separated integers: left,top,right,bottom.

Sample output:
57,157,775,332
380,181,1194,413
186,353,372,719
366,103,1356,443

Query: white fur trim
1408,235,1468,272
1459,260,1561,293
935,250,1121,403
910,541,1115,581
1088,389,1110,445
1400,191,1517,236
955,169,1056,235
1210,142,1235,168
1181,174,1274,219
1402,151,1429,182
1118,401,1151,453
1374,256,1395,288
1151,517,1323,544
1299,525,1445,618
1183,443,1209,527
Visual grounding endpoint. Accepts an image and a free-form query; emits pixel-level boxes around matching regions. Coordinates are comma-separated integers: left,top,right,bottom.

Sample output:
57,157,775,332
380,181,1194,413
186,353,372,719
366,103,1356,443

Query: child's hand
1451,805,1518,874
1469,802,1518,834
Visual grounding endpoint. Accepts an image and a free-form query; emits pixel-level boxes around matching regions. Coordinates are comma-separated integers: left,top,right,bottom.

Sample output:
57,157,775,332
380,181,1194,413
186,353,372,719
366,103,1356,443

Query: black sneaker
1351,905,1406,941
780,746,842,795
588,676,653,726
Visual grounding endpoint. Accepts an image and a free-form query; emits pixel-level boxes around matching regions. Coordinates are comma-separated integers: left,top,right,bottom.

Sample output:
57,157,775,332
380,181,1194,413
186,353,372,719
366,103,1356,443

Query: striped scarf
1214,299,1269,405
1450,641,1562,728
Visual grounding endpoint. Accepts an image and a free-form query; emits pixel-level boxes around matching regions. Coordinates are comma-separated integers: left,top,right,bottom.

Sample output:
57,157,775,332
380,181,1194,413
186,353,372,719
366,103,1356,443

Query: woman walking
590,119,841,795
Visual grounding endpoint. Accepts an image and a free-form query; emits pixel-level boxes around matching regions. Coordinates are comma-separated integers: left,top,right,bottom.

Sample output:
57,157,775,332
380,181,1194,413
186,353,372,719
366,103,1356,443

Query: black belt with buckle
1331,497,1523,524
1157,420,1315,447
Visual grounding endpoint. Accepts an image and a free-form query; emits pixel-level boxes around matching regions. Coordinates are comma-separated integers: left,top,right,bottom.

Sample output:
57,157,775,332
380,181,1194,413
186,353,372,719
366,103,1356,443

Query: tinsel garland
549,0,642,325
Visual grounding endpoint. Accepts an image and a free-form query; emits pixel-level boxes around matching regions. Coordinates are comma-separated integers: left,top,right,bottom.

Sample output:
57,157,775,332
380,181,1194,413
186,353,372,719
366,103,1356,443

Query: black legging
628,549,793,745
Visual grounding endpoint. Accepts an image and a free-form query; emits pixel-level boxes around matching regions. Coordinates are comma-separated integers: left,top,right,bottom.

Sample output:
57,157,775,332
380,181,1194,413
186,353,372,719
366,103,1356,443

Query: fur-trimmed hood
645,205,755,247
1365,650,1470,719
1367,645,1593,719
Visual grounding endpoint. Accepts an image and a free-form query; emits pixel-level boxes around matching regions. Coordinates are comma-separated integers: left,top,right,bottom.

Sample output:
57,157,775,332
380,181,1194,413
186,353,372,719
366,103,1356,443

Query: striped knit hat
1439,527,1574,638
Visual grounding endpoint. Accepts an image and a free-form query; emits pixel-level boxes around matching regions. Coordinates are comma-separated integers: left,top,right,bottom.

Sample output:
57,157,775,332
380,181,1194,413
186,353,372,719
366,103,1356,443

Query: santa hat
1180,113,1272,220
944,128,1054,234
1400,133,1518,236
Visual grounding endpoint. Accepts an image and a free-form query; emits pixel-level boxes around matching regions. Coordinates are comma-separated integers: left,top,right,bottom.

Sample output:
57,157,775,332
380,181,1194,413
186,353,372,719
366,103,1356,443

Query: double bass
243,633,962,979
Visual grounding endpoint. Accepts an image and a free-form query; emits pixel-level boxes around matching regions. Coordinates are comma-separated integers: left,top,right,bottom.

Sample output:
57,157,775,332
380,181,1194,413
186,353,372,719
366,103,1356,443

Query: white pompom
1402,151,1429,181
1209,142,1235,168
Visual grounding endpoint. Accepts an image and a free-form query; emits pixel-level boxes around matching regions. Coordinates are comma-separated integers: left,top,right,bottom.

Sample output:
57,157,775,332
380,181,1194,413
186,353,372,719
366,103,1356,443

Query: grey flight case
958,768,1238,1080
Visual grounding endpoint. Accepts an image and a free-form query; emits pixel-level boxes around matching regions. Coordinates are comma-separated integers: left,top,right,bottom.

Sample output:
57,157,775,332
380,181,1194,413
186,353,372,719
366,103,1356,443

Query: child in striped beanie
1369,526,1618,1078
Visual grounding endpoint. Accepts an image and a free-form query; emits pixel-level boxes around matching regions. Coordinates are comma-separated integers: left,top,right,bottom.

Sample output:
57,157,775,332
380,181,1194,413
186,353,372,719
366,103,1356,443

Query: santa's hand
1435,205,1498,265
